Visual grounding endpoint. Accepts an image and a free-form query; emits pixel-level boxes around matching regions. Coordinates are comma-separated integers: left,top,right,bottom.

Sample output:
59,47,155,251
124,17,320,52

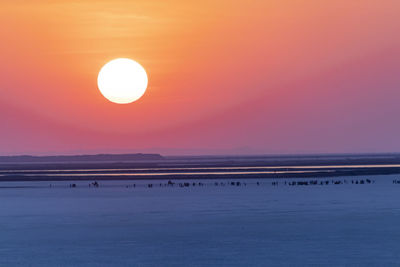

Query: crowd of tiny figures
65,178,381,189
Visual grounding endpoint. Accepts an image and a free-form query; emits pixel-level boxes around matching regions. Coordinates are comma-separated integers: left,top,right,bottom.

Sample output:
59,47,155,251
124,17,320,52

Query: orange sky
1,1,400,155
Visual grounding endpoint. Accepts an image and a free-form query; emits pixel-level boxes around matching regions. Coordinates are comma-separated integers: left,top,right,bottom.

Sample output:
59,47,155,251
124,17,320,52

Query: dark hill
0,153,164,163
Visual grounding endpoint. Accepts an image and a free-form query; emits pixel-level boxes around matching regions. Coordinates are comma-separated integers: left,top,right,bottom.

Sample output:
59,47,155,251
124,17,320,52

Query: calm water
2,164,400,172
2,175,400,266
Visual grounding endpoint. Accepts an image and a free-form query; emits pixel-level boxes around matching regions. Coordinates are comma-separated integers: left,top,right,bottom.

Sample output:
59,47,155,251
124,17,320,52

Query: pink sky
1,0,400,155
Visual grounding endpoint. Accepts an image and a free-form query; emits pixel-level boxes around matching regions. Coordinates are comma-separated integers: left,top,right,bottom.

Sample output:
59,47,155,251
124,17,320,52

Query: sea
2,174,400,266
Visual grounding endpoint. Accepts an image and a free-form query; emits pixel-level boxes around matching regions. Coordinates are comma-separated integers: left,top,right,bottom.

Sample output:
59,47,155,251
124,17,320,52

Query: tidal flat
2,174,400,266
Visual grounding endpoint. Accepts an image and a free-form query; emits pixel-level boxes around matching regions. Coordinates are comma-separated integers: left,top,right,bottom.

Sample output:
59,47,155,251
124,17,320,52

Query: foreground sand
1,175,400,266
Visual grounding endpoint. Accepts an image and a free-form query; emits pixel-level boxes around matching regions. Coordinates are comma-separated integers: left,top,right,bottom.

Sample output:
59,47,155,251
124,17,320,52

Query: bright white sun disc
97,58,148,104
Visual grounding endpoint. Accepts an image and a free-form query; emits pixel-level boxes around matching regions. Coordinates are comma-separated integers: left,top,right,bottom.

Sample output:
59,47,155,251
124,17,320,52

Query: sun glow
97,58,148,104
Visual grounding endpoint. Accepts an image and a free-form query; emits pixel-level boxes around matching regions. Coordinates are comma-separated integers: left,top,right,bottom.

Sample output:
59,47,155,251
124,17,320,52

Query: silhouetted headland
0,153,164,163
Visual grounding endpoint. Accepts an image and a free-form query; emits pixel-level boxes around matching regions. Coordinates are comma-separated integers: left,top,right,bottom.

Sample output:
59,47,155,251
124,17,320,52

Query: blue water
1,175,400,266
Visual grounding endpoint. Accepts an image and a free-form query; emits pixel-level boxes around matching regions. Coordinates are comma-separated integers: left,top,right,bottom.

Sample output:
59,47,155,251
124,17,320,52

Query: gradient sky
1,0,400,155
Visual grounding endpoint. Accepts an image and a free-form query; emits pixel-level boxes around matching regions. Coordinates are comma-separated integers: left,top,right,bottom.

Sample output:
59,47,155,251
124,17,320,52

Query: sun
97,58,148,104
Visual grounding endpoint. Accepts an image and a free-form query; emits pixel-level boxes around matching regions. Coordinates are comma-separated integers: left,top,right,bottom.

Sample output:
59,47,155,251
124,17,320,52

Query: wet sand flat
1,175,400,266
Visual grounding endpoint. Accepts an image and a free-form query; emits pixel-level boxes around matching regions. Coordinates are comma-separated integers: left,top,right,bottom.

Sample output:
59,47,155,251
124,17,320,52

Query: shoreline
0,166,400,182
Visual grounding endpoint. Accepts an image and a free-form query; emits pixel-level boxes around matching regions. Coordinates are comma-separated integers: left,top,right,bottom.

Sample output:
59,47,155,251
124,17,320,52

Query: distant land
0,153,164,163
2,153,400,182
